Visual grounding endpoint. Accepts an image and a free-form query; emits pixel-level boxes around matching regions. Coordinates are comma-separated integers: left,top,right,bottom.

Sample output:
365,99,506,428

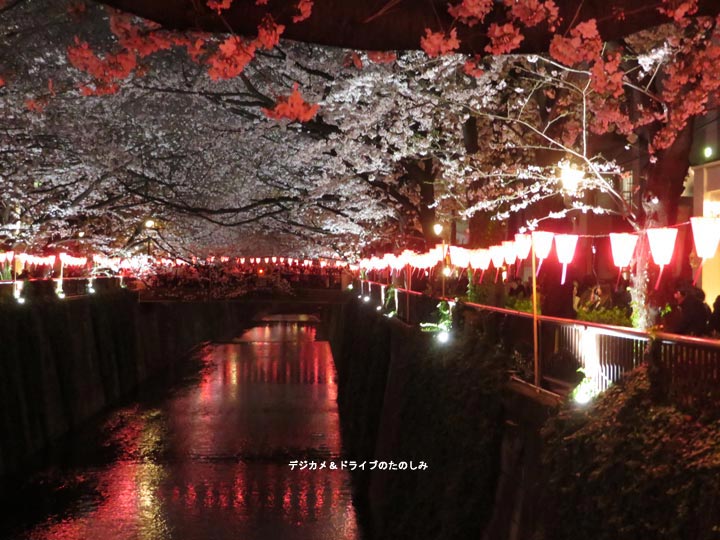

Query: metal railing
358,280,720,407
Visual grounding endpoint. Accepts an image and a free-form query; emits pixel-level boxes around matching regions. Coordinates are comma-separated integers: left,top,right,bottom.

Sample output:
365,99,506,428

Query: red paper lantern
449,246,471,268
514,233,532,260
555,234,579,285
489,245,505,282
470,248,491,283
690,216,720,284
469,249,491,270
609,233,638,268
647,227,678,289
502,241,517,265
690,217,720,259
531,231,554,274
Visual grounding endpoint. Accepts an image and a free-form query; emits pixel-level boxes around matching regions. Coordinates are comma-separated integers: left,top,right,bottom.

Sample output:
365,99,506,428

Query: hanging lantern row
359,221,720,286
2,249,351,283
16,254,57,266
58,253,88,267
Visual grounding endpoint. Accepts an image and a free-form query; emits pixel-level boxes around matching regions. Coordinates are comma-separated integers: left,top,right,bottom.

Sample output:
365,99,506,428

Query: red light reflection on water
21,322,358,540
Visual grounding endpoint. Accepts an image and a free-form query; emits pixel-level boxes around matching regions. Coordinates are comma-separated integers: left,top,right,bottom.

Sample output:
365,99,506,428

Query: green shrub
541,366,720,540
576,305,632,327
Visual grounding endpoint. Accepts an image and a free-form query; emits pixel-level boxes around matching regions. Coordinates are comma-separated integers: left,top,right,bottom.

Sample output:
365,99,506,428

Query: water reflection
4,321,361,540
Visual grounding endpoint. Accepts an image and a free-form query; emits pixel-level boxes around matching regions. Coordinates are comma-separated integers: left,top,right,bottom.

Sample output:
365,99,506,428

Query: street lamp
144,218,156,256
559,161,585,192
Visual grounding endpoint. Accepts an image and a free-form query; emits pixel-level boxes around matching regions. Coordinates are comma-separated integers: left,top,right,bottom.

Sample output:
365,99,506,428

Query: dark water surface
1,319,363,540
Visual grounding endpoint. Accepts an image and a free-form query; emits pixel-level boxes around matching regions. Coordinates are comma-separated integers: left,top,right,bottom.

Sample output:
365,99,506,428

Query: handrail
359,279,720,405
364,280,720,346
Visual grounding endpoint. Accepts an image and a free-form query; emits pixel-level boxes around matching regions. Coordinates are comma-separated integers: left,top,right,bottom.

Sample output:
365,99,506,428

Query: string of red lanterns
359,221,720,286
0,250,353,280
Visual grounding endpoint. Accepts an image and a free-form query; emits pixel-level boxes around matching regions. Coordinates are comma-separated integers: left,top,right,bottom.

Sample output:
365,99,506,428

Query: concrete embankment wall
327,297,559,540
0,290,260,479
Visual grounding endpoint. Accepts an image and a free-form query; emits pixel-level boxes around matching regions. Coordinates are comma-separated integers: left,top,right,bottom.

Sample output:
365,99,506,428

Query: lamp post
144,219,156,257
433,223,446,297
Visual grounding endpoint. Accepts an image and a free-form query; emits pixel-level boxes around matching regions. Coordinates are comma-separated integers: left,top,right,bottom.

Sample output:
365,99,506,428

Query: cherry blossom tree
3,0,720,281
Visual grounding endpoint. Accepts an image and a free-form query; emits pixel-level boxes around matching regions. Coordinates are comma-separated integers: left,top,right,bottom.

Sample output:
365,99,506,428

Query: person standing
667,286,709,336
710,295,720,336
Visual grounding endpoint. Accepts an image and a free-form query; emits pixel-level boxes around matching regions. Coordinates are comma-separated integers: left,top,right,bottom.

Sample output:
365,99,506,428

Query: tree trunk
644,122,693,226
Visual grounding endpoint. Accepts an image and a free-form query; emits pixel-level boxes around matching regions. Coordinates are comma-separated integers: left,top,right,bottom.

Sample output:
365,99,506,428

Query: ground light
573,383,595,405
55,280,65,299
13,281,25,304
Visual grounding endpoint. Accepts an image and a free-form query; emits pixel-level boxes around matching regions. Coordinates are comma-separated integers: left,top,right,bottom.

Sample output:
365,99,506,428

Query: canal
1,316,364,540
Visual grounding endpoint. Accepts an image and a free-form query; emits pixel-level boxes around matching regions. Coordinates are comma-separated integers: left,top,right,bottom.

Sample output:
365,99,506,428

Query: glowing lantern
690,216,720,284
449,246,470,268
239,257,246,264
489,245,505,282
514,234,532,260
399,250,415,268
271,256,277,263
279,257,285,263
610,233,638,269
470,249,491,270
554,234,579,285
264,257,270,263
250,257,255,264
320,260,328,268
647,227,678,289
429,244,444,265
531,231,554,275
502,241,516,265
469,248,491,283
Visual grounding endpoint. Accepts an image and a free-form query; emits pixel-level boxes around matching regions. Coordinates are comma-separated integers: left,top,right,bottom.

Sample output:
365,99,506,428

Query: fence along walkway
359,280,720,408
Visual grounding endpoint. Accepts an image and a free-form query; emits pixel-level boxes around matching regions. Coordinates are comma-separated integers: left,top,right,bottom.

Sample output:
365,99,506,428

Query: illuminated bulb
144,219,155,229
16,296,25,304
363,295,370,302
376,305,382,311
78,231,85,238
88,287,96,294
347,284,354,290
437,331,450,344
704,146,714,159
357,294,362,299
442,267,452,277
560,161,585,191
433,223,443,236
574,387,593,405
